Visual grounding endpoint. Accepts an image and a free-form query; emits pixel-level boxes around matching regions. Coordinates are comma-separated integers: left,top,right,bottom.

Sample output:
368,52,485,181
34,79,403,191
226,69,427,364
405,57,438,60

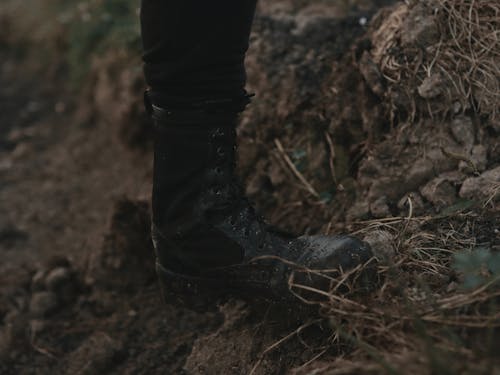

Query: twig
274,138,319,198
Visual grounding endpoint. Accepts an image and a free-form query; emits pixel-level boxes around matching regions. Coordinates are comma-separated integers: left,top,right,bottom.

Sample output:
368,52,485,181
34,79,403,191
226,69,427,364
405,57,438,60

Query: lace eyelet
217,148,226,157
209,187,221,196
211,128,225,139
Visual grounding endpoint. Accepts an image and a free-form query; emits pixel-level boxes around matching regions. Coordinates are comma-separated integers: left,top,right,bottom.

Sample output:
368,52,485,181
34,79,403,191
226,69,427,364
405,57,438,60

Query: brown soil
1,1,499,374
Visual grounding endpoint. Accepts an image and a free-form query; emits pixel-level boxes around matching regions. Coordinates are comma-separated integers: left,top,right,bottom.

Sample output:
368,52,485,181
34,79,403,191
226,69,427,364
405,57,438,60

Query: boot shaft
150,100,241,237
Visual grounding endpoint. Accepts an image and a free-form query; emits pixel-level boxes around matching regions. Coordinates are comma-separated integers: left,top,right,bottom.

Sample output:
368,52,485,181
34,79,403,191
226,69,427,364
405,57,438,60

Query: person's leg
141,0,256,103
140,1,375,308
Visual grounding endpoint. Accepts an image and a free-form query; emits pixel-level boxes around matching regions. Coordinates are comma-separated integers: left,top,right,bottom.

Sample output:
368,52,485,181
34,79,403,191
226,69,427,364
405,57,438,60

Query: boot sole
155,262,305,314
155,262,231,312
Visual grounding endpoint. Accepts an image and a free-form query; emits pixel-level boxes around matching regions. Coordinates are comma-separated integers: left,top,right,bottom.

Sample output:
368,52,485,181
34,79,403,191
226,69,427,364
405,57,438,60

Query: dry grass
282,207,499,374
369,0,500,120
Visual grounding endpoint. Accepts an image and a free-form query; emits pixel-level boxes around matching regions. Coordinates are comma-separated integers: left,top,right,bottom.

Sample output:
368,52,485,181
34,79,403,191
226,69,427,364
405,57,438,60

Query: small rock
471,145,487,172
45,267,73,291
420,176,458,207
418,73,443,99
363,230,396,263
458,145,488,173
369,176,406,201
450,115,475,150
404,158,435,191
452,101,462,114
64,333,124,375
427,148,458,172
29,292,58,318
370,195,391,218
447,282,458,293
459,166,500,200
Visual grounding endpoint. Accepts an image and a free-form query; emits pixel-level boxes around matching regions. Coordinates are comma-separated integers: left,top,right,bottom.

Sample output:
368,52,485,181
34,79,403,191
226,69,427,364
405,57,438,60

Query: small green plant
63,0,141,85
452,247,500,289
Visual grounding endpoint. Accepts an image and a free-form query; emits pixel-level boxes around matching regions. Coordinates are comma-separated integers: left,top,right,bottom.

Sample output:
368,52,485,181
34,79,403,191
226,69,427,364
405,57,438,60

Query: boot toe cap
299,234,374,270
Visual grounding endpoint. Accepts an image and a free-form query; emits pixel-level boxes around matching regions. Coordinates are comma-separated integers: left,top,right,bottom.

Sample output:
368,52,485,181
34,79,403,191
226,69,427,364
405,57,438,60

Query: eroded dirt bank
1,1,499,374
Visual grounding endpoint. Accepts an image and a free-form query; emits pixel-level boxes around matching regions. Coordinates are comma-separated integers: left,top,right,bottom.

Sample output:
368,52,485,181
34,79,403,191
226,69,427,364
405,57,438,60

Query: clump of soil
364,0,500,120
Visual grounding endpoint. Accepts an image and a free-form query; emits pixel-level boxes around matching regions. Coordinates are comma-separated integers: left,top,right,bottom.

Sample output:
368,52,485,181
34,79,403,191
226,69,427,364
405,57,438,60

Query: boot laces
210,126,271,250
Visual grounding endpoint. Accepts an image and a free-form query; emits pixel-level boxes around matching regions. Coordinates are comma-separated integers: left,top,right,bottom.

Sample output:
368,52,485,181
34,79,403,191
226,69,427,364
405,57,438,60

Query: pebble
370,195,391,218
460,166,500,200
450,115,475,150
45,267,72,291
363,230,396,263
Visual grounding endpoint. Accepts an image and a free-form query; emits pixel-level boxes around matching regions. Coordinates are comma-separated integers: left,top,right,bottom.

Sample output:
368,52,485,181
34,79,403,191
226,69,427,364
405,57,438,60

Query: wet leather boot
148,94,375,310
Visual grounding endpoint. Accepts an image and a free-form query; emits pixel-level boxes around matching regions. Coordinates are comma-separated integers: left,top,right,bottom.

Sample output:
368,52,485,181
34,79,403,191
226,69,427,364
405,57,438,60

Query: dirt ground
1,1,499,374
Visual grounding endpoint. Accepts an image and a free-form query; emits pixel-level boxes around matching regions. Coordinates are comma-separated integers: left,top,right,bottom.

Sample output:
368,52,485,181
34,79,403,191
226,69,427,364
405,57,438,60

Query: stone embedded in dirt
400,4,439,47
45,266,79,304
471,145,488,172
420,173,462,207
459,145,488,174
64,333,124,375
370,195,391,218
369,176,406,201
418,73,444,99
45,267,72,291
404,158,435,193
29,291,58,318
450,115,475,150
459,166,500,200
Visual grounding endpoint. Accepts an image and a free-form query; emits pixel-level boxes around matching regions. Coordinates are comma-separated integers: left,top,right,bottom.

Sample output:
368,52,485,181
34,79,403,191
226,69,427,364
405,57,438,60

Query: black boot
148,94,375,309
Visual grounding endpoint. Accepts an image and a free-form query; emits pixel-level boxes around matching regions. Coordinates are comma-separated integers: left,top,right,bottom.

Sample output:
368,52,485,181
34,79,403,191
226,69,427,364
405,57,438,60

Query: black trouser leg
140,0,257,105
